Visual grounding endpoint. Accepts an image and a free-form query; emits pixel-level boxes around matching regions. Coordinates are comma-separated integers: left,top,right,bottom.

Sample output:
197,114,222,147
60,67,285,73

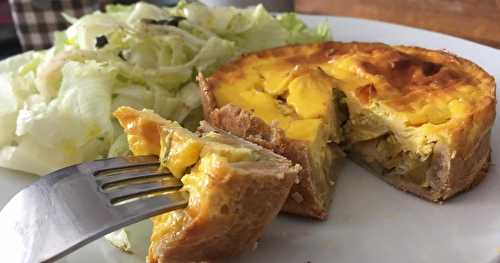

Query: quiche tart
113,106,299,263
199,41,496,217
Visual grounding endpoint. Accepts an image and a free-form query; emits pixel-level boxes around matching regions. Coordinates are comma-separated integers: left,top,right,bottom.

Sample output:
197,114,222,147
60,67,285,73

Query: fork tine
80,156,160,175
115,191,189,219
105,181,183,203
96,169,171,187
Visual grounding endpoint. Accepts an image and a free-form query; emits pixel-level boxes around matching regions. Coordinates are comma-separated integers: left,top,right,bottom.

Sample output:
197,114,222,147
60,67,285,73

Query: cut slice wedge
114,106,300,262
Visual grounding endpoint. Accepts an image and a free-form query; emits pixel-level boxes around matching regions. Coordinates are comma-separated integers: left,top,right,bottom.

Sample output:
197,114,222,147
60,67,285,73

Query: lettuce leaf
2,61,115,175
278,13,331,44
175,3,330,53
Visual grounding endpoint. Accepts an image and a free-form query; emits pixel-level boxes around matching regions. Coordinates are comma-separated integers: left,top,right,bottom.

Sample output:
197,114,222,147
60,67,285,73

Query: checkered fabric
9,0,110,50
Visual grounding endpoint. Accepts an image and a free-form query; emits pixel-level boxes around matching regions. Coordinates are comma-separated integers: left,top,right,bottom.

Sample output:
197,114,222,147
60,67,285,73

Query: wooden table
295,0,500,48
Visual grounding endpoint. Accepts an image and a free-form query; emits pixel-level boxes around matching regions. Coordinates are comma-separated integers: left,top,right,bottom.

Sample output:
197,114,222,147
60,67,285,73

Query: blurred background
1,0,499,60
296,0,500,48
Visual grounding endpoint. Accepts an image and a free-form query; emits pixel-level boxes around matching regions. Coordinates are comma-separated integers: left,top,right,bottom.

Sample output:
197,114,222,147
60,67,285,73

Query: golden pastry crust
199,41,496,204
114,107,299,263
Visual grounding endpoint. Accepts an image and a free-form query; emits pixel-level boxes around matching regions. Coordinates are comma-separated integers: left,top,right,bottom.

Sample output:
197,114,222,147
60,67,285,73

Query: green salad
0,1,330,175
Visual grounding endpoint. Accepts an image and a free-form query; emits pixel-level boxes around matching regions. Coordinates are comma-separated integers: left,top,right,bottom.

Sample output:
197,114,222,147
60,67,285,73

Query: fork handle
0,164,187,262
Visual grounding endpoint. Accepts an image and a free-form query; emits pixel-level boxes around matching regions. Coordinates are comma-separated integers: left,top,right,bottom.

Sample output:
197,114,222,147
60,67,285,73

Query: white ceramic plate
2,15,500,263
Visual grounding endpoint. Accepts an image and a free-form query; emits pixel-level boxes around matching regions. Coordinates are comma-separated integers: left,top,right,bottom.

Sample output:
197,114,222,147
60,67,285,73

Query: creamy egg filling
151,127,259,245
213,65,341,143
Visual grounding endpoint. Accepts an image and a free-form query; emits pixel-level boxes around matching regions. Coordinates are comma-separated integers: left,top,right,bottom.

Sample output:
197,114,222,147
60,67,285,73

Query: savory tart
113,106,300,263
199,42,496,212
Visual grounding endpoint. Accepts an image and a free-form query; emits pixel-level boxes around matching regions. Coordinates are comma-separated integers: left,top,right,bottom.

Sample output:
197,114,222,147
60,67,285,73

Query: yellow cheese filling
213,66,335,142
160,126,257,176
160,129,204,178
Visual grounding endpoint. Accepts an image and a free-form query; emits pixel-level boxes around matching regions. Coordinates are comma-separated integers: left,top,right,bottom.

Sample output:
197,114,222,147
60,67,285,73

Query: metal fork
0,156,188,263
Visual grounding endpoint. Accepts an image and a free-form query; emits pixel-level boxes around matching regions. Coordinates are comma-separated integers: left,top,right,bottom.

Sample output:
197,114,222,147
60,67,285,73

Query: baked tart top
204,42,496,157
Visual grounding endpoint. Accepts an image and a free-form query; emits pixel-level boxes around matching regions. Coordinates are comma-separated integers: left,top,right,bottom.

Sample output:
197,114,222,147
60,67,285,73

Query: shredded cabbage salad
0,1,330,176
